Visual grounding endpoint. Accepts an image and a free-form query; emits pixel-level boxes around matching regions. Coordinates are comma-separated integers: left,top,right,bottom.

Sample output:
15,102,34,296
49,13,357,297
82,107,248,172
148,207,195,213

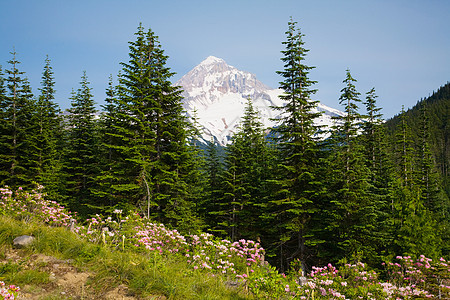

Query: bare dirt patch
1,248,138,299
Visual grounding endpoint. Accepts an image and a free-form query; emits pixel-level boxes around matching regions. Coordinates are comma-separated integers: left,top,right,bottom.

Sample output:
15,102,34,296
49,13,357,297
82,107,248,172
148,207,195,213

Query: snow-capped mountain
176,56,344,146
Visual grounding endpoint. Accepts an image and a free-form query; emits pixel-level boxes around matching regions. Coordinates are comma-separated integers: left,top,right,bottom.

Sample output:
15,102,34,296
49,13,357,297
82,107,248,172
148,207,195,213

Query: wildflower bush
76,211,265,277
0,186,74,227
1,186,449,299
383,255,450,298
183,233,264,276
0,281,19,300
244,258,449,299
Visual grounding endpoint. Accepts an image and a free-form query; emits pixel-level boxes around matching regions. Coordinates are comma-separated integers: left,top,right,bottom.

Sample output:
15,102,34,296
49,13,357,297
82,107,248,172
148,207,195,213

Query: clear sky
1,0,449,118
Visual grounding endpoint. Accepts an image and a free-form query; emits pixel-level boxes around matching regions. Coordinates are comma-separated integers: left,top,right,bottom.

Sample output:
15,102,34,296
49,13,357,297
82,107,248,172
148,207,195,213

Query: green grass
6,269,50,285
0,215,250,299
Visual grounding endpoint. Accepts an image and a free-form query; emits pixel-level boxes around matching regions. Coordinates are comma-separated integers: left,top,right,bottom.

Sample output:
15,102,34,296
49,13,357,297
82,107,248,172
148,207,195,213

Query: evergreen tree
216,98,273,241
391,182,442,259
0,50,35,187
331,70,362,176
183,108,208,230
64,71,99,214
362,88,382,173
362,88,393,194
0,65,8,184
92,75,122,210
106,24,199,231
29,56,64,200
323,70,375,263
270,18,324,272
219,140,244,241
394,106,415,189
416,103,442,210
360,87,393,263
202,139,224,231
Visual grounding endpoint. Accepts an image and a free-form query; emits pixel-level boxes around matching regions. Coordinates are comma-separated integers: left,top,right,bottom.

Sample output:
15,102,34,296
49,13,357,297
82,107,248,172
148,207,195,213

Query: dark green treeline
0,22,448,271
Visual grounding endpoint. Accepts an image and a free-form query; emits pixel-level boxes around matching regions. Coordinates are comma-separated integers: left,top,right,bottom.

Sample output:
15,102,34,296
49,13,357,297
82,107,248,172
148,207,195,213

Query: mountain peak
199,56,226,66
176,56,344,145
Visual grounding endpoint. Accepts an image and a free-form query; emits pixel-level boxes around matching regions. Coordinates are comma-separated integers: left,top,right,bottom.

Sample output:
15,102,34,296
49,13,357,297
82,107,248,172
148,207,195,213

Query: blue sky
0,0,449,118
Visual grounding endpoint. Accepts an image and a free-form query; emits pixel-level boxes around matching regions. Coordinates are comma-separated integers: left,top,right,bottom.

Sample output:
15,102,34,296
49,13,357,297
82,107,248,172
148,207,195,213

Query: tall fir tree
29,56,64,200
360,87,393,264
64,71,99,214
323,70,376,263
0,65,8,184
0,50,35,187
92,75,122,210
202,139,224,232
184,109,208,230
269,18,324,272
394,106,415,189
216,98,274,241
416,103,443,211
362,88,383,174
362,88,393,195
106,24,199,231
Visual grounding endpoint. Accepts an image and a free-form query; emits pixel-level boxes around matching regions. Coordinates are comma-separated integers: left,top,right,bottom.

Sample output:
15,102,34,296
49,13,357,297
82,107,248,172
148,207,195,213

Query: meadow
0,186,449,299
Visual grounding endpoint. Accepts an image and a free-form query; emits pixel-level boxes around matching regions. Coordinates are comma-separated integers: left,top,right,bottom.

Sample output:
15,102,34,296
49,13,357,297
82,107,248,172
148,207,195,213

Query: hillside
0,187,251,299
1,187,449,299
385,82,450,197
0,216,249,299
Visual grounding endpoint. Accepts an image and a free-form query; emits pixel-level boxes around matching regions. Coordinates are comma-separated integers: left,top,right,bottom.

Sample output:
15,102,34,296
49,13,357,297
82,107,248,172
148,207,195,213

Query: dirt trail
2,248,138,299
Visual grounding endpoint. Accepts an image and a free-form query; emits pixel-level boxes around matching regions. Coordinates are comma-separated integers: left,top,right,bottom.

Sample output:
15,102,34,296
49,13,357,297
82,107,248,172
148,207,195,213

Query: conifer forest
0,20,449,298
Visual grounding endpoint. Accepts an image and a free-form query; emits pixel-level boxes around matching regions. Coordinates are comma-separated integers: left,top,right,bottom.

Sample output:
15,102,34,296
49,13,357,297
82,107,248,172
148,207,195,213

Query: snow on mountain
176,56,344,146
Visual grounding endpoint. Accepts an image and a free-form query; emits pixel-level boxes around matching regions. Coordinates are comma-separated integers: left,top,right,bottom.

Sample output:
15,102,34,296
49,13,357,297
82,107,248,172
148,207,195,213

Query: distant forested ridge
385,82,449,199
0,21,448,273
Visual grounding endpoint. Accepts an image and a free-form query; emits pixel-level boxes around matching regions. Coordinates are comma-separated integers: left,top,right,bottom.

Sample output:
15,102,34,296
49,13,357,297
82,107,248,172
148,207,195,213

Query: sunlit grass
5,269,50,285
0,215,250,299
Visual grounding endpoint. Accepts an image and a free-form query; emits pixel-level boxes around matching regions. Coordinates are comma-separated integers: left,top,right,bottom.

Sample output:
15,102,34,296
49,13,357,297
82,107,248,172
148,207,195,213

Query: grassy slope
0,216,250,299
